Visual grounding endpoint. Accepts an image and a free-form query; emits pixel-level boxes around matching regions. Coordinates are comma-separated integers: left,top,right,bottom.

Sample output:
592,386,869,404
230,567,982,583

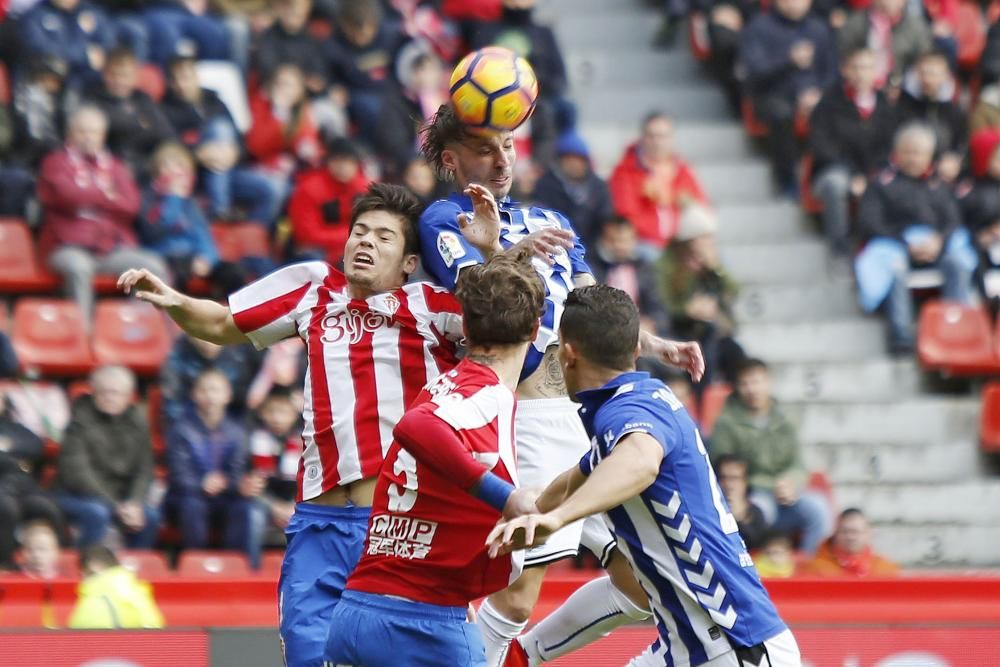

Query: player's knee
606,551,651,616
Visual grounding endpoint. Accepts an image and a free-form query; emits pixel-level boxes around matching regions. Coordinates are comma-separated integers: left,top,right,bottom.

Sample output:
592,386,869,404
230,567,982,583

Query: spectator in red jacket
37,105,169,326
609,111,709,258
245,63,323,206
286,136,369,266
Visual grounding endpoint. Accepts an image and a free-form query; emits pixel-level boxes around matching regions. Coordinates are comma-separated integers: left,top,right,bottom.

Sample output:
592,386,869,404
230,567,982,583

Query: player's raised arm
488,432,665,557
118,268,247,345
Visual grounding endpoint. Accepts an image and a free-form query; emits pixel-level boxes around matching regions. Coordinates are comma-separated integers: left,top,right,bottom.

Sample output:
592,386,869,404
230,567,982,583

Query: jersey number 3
387,449,418,513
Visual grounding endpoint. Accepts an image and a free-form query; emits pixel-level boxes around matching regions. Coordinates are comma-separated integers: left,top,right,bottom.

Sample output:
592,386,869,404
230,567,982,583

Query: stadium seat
118,550,172,579
982,383,1000,453
146,385,166,458
698,383,732,437
0,62,9,105
955,1,987,71
177,551,252,577
12,299,96,376
136,62,166,102
0,220,60,293
916,300,1000,376
687,12,711,61
91,300,173,376
211,222,273,262
799,155,823,215
740,98,769,138
260,551,285,577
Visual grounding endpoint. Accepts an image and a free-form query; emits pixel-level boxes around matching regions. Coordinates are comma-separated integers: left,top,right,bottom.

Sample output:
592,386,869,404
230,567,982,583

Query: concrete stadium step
576,84,731,124
554,13,663,51
867,523,1000,568
835,480,1000,526
542,0,648,17
698,163,774,204
563,51,705,90
716,202,810,243
737,318,885,362
803,439,980,485
586,123,754,173
719,239,829,284
734,280,857,323
791,397,981,446
768,358,920,402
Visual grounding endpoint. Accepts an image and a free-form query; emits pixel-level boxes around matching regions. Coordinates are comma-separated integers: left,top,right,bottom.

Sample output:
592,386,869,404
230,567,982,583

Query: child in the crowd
753,531,799,578
248,386,303,542
68,544,164,629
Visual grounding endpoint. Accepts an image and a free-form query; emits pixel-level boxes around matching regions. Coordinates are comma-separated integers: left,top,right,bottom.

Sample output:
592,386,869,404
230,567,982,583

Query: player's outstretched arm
487,433,664,557
118,268,248,346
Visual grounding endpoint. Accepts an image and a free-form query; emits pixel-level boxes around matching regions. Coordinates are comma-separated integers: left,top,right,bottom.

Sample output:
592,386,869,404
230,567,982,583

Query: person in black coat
253,0,329,96
84,47,174,181
893,50,966,184
0,395,64,570
532,131,612,250
739,0,836,194
808,47,895,258
855,123,975,351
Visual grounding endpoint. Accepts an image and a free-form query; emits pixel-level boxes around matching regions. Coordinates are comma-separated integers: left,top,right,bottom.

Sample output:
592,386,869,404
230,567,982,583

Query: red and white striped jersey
347,359,524,607
229,261,463,501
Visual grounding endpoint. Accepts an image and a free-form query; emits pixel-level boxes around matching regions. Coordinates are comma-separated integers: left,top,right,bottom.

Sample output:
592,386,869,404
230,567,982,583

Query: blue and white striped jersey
418,193,591,379
576,372,787,666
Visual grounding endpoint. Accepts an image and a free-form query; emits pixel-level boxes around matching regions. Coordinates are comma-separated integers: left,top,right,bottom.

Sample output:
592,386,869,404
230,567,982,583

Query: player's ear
529,318,540,341
401,253,418,276
441,148,458,178
562,340,578,368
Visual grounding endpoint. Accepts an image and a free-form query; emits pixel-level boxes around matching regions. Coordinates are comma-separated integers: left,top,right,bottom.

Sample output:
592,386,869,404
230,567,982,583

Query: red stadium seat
917,301,1000,376
12,299,95,376
259,551,285,577
211,222,273,262
136,62,166,102
698,383,732,437
688,12,711,61
955,1,987,72
0,62,10,105
119,550,172,579
0,220,61,293
799,154,823,215
982,382,1000,452
176,551,252,577
740,98,769,138
91,300,173,376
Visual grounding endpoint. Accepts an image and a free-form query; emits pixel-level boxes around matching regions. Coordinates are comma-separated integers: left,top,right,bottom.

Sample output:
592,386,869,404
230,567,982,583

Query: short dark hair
642,110,673,130
455,255,546,347
841,45,873,65
420,104,472,181
337,0,381,26
917,48,952,68
350,182,423,256
715,454,749,474
79,544,119,572
106,46,138,67
839,507,866,521
167,55,198,77
601,216,634,233
560,285,639,371
735,357,768,380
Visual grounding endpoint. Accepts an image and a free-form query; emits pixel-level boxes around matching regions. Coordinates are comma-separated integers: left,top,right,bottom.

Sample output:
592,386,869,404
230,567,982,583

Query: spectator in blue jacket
739,0,836,195
166,368,263,565
17,0,116,88
533,131,613,251
161,55,279,227
142,0,229,68
160,333,262,424
139,142,246,295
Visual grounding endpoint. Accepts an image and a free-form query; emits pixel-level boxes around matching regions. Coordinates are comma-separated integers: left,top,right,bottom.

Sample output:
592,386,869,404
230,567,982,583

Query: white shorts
628,629,802,667
515,397,617,567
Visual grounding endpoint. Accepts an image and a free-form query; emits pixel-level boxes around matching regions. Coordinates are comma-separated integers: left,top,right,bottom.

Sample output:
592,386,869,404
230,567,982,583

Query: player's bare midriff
516,345,567,400
307,477,378,507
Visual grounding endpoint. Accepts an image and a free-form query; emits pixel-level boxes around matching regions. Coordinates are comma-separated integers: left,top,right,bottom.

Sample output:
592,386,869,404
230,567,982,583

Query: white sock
521,576,652,664
477,598,529,667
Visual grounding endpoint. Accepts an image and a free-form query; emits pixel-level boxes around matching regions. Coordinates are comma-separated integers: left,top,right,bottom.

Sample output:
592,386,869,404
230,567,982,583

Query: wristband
475,472,516,512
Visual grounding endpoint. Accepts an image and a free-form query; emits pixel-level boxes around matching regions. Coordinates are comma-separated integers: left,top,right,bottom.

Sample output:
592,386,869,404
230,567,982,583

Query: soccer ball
449,46,539,134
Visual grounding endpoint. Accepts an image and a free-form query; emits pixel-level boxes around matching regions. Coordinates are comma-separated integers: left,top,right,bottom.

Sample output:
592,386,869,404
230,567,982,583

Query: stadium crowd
0,0,908,596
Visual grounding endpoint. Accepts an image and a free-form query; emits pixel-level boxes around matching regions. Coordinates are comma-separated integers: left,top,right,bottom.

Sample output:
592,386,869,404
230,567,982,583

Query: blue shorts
279,503,370,667
324,590,486,667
